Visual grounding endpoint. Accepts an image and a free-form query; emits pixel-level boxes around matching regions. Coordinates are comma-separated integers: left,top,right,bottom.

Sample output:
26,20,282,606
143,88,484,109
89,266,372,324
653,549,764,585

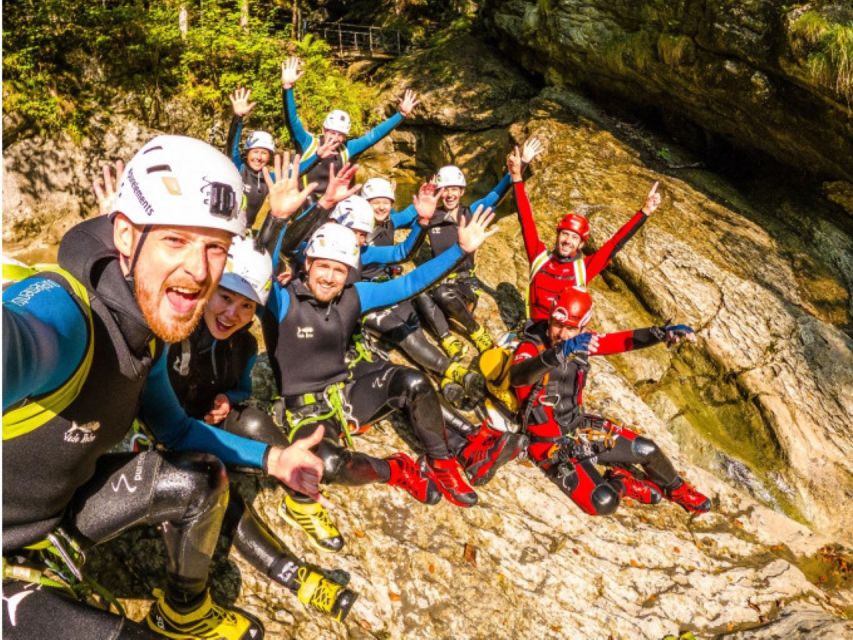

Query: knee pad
631,436,660,463
391,366,433,404
433,284,460,307
161,451,229,517
225,405,284,445
590,485,620,516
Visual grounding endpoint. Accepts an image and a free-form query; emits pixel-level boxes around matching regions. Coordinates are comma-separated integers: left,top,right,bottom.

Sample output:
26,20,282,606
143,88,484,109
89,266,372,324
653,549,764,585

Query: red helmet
556,212,590,241
550,287,593,327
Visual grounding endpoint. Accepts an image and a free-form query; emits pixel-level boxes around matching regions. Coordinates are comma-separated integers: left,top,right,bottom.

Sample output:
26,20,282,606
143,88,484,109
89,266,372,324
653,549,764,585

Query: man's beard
135,275,211,343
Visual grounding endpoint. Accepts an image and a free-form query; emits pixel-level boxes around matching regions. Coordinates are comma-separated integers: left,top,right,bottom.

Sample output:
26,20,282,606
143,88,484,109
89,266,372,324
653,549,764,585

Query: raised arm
361,223,425,267
281,58,313,153
507,144,546,263
345,89,417,157
3,278,88,411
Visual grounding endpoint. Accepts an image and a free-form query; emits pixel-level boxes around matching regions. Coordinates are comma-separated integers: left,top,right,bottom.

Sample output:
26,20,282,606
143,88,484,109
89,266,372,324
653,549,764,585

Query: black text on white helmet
305,223,360,269
323,109,352,135
332,196,375,234
435,165,466,189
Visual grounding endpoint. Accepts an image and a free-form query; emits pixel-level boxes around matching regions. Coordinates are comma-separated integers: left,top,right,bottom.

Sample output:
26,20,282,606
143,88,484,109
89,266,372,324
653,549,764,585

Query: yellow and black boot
469,326,495,353
440,334,468,361
441,362,485,405
146,588,264,639
293,566,358,622
279,494,344,553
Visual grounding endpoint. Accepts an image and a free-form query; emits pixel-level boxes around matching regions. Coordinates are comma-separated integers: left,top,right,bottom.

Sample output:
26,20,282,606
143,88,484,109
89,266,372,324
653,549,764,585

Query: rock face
480,0,853,181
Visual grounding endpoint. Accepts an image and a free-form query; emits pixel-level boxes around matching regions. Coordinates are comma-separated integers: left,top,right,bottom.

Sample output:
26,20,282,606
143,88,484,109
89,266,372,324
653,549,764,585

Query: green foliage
2,0,380,143
790,11,853,104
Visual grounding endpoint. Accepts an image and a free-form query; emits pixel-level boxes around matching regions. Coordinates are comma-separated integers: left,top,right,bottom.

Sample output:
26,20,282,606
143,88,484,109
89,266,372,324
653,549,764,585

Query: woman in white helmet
421,138,543,357
227,86,322,229
161,235,358,620
281,56,419,194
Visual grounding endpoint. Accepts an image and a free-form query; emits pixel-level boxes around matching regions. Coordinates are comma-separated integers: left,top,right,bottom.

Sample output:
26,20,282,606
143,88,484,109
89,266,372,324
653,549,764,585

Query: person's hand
93,160,125,215
520,136,543,164
281,57,304,90
413,182,442,223
662,323,696,346
457,205,498,253
315,136,340,160
204,394,231,425
561,332,598,358
641,181,661,215
265,426,327,502
93,159,124,216
398,89,419,118
277,270,293,286
507,146,523,182
263,151,318,220
229,87,256,118
317,162,361,209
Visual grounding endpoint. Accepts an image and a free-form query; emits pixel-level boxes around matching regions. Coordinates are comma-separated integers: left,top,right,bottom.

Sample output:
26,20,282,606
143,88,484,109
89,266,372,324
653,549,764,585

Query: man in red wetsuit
509,287,711,516
506,147,661,324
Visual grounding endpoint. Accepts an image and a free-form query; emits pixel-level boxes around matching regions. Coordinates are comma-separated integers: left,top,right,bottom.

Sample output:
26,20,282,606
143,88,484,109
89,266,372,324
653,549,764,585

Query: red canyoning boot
458,425,529,487
425,457,478,507
666,478,712,514
385,453,441,505
606,467,663,505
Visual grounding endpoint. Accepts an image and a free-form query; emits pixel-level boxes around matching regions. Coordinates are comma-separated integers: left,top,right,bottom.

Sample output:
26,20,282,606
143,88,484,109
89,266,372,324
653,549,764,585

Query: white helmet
220,236,273,306
245,130,275,154
305,223,360,269
323,109,352,135
333,196,375,234
362,177,395,202
435,165,466,189
112,135,246,236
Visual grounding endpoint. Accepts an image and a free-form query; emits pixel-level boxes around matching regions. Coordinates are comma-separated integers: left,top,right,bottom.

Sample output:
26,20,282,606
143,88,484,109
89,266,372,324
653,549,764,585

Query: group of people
2,55,710,639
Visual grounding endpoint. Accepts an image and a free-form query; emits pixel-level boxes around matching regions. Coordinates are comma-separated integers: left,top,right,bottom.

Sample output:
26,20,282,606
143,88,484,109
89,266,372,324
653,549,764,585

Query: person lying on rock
2,136,327,640
351,178,485,408
506,144,660,327
509,286,711,515
139,235,357,621
260,156,502,541
420,137,543,358
225,86,335,231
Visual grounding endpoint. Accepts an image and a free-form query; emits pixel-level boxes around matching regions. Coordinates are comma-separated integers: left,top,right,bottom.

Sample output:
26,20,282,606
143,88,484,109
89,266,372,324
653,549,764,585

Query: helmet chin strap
125,224,153,290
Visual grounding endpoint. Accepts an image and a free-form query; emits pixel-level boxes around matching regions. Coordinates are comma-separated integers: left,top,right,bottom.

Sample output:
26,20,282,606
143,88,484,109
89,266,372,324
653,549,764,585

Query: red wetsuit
513,180,648,322
510,323,679,515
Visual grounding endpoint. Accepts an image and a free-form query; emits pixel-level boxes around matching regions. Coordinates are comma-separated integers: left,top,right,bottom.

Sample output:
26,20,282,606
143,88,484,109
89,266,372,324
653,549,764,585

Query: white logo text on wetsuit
63,420,100,444
296,326,314,339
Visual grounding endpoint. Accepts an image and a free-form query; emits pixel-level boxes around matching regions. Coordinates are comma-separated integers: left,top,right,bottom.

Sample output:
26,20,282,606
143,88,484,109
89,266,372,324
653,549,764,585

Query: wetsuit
226,115,316,229
165,321,329,597
510,323,679,516
422,173,512,336
1,217,272,637
261,240,469,486
514,179,647,323
283,87,406,194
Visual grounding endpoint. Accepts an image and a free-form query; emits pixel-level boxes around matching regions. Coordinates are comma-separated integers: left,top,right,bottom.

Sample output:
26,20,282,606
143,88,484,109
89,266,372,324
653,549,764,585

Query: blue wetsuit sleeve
141,353,269,468
227,115,245,170
271,218,291,273
390,204,418,229
361,224,424,267
283,87,314,155
264,280,291,325
224,349,256,406
355,244,465,313
470,172,512,211
345,112,404,158
2,279,88,411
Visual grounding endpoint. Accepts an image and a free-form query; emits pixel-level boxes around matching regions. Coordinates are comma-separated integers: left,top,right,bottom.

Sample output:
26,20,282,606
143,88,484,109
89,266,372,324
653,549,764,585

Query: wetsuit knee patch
631,436,659,462
591,485,620,516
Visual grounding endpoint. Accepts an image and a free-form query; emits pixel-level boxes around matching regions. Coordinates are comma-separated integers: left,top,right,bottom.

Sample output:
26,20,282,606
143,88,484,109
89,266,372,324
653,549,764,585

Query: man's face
306,257,349,302
555,229,583,258
204,287,257,340
323,129,347,146
119,221,232,342
369,197,393,222
548,320,582,344
246,148,271,172
440,186,464,211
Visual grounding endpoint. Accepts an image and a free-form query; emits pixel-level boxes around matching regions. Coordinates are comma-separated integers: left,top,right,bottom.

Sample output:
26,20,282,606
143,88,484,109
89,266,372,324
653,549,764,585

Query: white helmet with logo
245,130,275,154
305,223,360,269
323,109,352,135
220,236,273,306
333,196,375,234
435,165,466,189
361,177,395,202
112,135,246,236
